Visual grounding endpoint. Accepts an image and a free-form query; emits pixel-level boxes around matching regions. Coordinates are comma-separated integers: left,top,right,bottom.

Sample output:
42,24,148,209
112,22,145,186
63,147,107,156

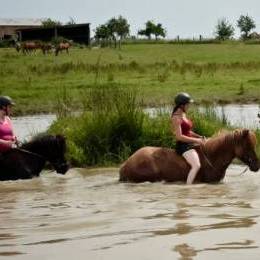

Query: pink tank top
0,116,15,152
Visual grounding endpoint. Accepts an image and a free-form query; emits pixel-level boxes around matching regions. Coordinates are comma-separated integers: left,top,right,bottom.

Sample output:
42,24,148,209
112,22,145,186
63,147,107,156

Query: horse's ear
242,129,249,137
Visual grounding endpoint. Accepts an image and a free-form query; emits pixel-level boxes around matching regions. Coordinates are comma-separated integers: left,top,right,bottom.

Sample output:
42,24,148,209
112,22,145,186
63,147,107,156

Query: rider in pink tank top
0,96,17,153
0,116,16,152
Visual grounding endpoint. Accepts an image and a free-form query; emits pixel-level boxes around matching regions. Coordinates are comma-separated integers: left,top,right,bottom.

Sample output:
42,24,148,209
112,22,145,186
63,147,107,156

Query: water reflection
173,240,258,260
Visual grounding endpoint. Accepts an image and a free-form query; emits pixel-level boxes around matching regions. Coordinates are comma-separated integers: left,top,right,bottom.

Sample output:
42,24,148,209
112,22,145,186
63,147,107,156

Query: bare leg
183,149,201,184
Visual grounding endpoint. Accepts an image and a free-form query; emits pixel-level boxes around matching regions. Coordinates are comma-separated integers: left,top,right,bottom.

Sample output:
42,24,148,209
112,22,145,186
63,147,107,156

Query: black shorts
175,141,195,155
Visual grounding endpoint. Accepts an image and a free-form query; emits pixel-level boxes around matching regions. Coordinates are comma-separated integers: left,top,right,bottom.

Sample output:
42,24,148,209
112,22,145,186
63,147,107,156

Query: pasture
1,43,260,115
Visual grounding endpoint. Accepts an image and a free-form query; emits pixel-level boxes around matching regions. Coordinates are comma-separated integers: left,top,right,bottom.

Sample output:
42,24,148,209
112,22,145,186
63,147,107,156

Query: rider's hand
6,140,17,148
196,138,205,145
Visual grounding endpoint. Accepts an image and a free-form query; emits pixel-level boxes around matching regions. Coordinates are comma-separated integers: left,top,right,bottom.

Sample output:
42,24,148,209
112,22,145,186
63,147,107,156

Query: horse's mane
21,134,66,152
204,129,256,154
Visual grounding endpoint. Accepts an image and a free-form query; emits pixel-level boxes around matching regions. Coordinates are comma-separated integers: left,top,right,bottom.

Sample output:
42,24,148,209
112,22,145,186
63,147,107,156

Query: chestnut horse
119,129,259,183
55,42,72,56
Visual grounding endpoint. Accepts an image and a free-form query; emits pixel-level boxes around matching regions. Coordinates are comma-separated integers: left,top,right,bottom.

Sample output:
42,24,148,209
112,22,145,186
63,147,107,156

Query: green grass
1,43,260,115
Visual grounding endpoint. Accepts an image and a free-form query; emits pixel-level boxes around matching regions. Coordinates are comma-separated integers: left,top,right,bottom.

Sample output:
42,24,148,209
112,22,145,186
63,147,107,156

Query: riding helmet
174,92,194,106
0,96,15,108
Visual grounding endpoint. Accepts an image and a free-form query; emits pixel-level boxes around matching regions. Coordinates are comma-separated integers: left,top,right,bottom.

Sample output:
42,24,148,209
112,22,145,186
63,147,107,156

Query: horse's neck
21,141,45,157
204,135,235,172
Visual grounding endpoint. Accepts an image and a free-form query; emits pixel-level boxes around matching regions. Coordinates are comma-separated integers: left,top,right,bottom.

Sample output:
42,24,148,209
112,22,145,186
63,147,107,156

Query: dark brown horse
119,129,259,183
16,41,42,54
0,134,69,181
55,42,72,56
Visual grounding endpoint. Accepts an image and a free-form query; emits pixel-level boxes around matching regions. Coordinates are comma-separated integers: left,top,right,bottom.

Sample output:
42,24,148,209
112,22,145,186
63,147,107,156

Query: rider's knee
192,161,201,171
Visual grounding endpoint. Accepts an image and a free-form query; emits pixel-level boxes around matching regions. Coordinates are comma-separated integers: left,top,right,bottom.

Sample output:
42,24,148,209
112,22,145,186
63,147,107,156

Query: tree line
41,15,259,48
216,15,257,40
94,14,260,47
94,17,166,48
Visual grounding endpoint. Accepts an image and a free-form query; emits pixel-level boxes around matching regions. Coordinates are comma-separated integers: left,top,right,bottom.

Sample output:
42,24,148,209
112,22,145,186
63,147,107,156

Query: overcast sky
1,0,260,38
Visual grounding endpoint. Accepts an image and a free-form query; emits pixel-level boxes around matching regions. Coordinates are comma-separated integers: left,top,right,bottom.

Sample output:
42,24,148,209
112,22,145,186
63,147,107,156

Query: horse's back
119,146,189,182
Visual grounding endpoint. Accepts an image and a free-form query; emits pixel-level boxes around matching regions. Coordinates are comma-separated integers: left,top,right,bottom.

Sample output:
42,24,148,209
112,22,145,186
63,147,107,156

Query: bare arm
190,131,203,138
171,116,203,144
0,138,15,146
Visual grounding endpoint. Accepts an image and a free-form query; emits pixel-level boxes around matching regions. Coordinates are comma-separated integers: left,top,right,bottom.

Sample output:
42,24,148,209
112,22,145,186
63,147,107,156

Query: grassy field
1,43,260,115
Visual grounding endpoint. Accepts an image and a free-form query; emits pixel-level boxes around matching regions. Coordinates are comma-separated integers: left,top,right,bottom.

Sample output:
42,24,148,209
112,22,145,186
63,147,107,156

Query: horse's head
46,135,69,174
234,129,259,172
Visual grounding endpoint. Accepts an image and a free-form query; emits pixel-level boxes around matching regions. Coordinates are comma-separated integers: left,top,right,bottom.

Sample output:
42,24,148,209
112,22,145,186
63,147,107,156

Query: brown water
1,166,260,260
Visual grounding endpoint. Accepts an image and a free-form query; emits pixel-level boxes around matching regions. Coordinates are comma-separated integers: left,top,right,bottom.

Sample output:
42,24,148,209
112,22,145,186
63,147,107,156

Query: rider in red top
171,93,205,184
0,96,17,153
180,117,193,137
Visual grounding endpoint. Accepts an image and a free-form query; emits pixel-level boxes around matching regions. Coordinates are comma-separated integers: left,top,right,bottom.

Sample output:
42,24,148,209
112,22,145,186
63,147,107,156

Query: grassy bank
48,86,255,167
1,43,260,115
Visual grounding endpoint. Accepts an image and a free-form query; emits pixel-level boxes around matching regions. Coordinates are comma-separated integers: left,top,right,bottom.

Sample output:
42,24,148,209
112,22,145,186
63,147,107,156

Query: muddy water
1,166,260,259
1,109,259,259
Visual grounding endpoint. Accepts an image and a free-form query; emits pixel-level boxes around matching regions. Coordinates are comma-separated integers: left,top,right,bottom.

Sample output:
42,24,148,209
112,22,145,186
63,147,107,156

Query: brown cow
119,129,259,183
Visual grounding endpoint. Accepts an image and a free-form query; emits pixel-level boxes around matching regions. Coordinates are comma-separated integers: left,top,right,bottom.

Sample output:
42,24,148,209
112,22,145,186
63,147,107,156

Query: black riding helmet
174,92,194,106
0,96,15,109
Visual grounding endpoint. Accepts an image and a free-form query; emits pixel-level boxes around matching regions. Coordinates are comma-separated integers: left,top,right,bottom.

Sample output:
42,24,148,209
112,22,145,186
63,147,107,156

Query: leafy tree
215,18,234,40
94,24,110,46
107,16,130,48
138,21,166,39
154,23,166,39
95,16,130,48
42,18,62,27
115,16,130,40
138,20,154,39
237,15,256,39
95,24,110,40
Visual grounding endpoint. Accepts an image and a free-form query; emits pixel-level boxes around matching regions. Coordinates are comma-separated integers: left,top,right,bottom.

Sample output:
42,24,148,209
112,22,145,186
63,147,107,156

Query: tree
138,20,154,39
215,18,234,40
42,18,62,27
237,15,256,40
107,16,130,48
94,24,110,46
95,16,130,48
138,21,166,40
154,23,166,39
115,16,130,41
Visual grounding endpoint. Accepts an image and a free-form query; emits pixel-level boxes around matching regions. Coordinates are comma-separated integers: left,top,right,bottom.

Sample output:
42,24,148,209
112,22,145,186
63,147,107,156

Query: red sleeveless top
180,117,193,137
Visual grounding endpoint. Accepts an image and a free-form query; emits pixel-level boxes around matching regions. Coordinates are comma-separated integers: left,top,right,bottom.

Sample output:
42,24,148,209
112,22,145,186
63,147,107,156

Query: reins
15,147,45,160
199,143,248,176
